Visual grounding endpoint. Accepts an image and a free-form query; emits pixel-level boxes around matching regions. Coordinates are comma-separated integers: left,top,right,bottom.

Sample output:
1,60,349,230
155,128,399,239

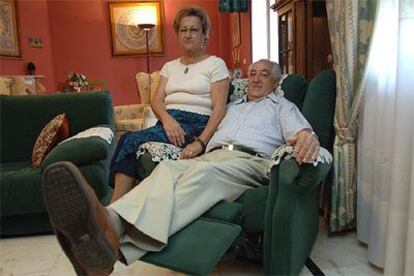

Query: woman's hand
163,116,186,146
181,142,203,159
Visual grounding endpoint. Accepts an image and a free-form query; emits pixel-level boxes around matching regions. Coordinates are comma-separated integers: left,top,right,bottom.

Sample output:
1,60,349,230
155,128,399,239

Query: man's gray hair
248,59,282,80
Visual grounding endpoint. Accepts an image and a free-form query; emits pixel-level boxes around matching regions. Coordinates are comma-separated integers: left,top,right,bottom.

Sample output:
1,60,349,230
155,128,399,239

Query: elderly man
42,59,319,275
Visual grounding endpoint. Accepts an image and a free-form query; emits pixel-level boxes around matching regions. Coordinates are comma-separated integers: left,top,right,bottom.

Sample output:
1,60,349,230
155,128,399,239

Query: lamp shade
135,5,157,26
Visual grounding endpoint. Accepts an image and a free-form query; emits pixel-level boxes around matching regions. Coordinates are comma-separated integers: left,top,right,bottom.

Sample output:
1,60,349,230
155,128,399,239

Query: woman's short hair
173,6,211,39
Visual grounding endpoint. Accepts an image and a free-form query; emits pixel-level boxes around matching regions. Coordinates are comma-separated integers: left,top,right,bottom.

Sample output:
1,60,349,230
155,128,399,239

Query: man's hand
286,129,320,165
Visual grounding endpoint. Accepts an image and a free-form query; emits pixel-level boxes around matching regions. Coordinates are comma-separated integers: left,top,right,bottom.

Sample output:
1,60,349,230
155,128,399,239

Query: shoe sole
42,162,116,273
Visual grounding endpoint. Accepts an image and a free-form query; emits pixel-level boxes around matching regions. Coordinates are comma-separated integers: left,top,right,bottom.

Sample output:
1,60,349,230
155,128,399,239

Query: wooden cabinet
271,0,332,80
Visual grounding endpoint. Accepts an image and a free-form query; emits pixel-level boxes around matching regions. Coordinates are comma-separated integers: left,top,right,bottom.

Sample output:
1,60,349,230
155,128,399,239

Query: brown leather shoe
42,161,119,275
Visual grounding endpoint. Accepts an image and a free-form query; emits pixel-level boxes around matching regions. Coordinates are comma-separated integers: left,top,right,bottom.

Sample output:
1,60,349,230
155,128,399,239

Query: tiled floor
0,222,383,276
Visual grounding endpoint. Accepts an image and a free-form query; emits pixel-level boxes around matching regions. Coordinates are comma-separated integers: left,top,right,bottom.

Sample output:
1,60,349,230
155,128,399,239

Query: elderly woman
110,6,230,202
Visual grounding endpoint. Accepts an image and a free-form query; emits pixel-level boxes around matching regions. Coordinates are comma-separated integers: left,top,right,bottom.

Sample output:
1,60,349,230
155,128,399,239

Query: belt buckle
222,144,234,151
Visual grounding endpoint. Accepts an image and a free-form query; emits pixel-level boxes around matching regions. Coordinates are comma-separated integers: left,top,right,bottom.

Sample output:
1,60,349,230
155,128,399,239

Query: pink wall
48,0,235,105
0,0,55,91
1,0,252,105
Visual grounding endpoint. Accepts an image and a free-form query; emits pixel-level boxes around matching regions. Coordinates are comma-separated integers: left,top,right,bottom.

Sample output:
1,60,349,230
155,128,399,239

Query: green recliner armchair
132,70,337,275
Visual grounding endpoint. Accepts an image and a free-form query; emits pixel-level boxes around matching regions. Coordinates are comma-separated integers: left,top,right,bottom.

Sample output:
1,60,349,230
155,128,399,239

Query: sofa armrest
263,158,331,275
41,135,115,170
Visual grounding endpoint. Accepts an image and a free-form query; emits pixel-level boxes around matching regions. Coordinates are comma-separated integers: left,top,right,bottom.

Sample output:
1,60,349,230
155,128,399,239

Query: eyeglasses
179,27,201,36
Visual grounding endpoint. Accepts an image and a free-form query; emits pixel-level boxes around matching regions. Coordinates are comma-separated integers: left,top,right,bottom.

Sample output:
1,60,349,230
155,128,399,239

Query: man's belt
209,144,262,157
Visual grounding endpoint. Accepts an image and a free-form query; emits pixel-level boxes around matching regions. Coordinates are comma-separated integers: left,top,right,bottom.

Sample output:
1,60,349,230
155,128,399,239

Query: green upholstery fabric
1,161,44,216
302,70,336,150
281,74,308,110
142,218,241,275
235,185,269,233
1,213,53,236
42,134,112,169
137,152,158,180
202,201,242,222
0,91,115,236
264,160,332,275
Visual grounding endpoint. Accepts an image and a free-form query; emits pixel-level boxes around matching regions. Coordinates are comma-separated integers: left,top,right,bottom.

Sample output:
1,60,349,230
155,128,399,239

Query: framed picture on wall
108,1,164,56
0,0,21,58
231,12,241,48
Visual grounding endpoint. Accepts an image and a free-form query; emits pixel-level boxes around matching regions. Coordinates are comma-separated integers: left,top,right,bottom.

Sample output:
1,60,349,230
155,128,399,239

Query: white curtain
357,0,414,274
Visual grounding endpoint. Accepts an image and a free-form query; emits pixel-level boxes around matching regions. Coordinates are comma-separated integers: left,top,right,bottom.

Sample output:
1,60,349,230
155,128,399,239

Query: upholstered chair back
135,71,160,104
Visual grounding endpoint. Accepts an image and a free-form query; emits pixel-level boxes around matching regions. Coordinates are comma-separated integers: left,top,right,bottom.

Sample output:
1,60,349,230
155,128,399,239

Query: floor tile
323,263,383,276
0,223,385,276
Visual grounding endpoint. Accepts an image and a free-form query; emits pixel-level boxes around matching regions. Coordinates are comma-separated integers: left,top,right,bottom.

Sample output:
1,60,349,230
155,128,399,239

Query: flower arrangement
62,72,89,92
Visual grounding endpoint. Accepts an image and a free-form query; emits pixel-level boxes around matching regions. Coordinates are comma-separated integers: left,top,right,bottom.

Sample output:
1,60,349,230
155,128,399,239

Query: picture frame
0,0,21,58
108,1,164,56
231,12,241,49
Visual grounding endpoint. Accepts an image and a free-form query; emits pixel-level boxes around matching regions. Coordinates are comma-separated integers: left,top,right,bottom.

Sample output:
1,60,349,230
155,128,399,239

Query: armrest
41,135,114,170
263,158,332,275
113,104,146,121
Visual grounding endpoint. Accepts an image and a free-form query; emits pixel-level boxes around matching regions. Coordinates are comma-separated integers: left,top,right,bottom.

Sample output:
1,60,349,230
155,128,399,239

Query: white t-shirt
160,56,230,115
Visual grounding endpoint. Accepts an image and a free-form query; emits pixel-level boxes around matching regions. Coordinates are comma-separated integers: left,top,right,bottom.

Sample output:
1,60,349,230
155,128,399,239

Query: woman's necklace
182,54,208,74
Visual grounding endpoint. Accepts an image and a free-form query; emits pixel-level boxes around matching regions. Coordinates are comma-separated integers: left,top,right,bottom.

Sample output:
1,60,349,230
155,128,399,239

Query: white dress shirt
206,91,311,158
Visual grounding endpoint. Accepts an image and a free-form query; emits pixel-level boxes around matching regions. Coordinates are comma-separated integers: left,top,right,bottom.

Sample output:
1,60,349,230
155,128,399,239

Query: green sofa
135,70,337,275
0,91,116,236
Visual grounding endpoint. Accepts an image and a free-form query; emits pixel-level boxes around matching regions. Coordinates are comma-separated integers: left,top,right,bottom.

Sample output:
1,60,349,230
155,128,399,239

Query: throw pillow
32,114,70,167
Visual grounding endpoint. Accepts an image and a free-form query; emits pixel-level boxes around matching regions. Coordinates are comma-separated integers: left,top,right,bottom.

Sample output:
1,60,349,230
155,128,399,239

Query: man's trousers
109,149,270,264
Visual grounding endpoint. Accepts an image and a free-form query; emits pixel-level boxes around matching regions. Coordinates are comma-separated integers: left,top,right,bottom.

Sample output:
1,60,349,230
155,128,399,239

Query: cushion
229,78,248,102
280,74,308,110
42,135,112,169
142,218,241,275
31,114,69,167
10,76,28,96
0,76,12,95
135,71,160,104
116,119,145,132
0,161,46,216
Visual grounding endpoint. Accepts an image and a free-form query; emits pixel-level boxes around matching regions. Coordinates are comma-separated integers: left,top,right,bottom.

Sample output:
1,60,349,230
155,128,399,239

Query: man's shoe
42,161,119,275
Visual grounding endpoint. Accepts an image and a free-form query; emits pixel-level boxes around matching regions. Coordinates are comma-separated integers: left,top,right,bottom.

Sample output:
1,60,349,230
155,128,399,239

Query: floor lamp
136,7,157,102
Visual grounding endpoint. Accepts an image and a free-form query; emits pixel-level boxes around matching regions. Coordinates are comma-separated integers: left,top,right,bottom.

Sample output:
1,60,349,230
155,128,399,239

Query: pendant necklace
184,67,189,74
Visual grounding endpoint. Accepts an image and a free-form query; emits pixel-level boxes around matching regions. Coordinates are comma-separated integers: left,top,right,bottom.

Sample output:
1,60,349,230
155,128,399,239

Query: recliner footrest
202,201,242,222
141,217,241,275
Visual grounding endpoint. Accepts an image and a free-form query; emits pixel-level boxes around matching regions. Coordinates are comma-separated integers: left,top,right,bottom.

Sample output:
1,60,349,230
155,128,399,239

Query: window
251,0,278,62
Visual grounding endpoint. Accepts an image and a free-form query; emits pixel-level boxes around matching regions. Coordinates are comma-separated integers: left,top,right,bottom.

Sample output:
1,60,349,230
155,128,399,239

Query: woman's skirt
109,109,209,186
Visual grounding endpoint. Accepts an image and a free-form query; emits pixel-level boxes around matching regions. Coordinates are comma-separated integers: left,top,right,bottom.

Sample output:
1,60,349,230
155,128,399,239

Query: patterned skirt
110,109,209,186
